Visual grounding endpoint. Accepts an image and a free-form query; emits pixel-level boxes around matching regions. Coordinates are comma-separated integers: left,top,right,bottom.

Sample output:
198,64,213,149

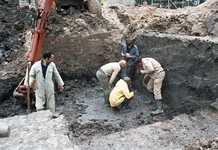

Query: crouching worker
109,77,134,113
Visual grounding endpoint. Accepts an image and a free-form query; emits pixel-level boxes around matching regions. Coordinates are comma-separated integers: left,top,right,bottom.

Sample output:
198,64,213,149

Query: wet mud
0,77,190,145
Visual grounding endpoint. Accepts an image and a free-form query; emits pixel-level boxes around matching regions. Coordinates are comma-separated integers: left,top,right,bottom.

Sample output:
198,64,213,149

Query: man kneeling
109,77,134,113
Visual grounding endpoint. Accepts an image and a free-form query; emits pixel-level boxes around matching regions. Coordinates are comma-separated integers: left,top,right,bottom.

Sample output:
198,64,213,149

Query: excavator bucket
13,77,35,105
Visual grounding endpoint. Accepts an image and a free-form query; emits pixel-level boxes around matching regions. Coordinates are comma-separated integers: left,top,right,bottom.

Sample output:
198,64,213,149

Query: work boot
104,99,111,107
105,103,111,107
52,112,63,118
151,99,163,115
104,93,111,107
120,103,130,113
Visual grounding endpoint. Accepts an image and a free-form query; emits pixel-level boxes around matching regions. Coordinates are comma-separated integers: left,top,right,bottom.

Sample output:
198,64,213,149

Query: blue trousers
121,96,133,105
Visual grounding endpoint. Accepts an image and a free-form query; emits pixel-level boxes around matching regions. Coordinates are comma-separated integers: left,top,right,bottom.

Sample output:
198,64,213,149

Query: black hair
42,51,54,59
126,38,134,47
134,57,142,65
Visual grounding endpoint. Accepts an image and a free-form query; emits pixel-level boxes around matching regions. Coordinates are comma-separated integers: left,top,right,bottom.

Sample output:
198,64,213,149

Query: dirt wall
41,29,123,80
1,0,218,114
133,33,218,110
41,31,218,112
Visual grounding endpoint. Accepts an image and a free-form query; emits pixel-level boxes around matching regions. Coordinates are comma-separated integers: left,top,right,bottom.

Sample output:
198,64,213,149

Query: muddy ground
0,0,218,149
0,78,170,138
0,80,218,149
1,78,218,150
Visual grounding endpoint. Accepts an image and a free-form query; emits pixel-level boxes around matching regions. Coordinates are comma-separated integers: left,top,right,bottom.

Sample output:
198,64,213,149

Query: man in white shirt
96,60,127,107
29,51,64,117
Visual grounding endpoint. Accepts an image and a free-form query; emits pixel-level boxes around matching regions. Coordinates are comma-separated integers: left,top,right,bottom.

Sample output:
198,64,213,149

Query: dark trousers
121,97,133,105
122,64,136,79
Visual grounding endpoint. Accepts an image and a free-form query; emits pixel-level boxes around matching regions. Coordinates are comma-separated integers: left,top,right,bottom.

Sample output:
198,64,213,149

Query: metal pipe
170,0,177,8
0,124,10,138
24,62,31,85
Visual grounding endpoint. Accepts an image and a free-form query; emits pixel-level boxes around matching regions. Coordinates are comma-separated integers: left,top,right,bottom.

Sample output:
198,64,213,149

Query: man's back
109,79,134,107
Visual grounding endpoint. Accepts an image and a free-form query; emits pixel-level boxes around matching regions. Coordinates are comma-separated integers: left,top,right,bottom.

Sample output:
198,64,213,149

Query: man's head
135,57,142,66
43,51,54,63
123,77,131,86
126,38,133,48
118,60,127,71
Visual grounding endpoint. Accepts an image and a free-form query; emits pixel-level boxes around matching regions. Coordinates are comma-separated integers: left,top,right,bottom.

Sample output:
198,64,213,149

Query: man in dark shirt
121,38,139,79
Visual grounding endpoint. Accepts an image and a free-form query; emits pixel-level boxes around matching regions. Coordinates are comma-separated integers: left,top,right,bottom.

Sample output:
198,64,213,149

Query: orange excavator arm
28,0,55,63
13,0,55,106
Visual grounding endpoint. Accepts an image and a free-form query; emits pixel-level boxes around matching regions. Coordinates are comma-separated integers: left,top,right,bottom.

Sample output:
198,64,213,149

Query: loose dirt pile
48,12,117,36
1,0,218,78
0,0,117,78
0,1,36,79
102,0,218,40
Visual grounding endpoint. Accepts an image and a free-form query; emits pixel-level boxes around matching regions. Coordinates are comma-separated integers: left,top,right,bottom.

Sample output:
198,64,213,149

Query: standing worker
121,38,139,79
96,60,127,107
29,51,64,117
135,57,165,115
109,77,134,113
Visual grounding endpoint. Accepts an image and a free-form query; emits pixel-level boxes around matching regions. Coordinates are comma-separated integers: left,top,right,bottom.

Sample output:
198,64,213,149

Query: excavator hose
20,11,35,29
42,10,50,33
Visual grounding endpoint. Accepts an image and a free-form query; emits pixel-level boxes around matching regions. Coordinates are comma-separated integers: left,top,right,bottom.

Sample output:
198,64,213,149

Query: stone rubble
0,110,82,150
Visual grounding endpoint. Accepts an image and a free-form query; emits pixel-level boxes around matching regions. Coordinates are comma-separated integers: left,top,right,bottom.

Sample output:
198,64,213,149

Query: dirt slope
1,0,218,78
102,0,218,39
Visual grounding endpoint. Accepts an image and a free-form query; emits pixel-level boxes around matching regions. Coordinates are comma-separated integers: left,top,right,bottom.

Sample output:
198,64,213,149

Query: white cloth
29,61,64,113
142,58,163,79
101,62,121,85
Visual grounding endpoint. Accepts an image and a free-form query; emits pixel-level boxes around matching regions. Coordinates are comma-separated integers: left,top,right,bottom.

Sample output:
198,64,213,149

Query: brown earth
1,0,218,78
